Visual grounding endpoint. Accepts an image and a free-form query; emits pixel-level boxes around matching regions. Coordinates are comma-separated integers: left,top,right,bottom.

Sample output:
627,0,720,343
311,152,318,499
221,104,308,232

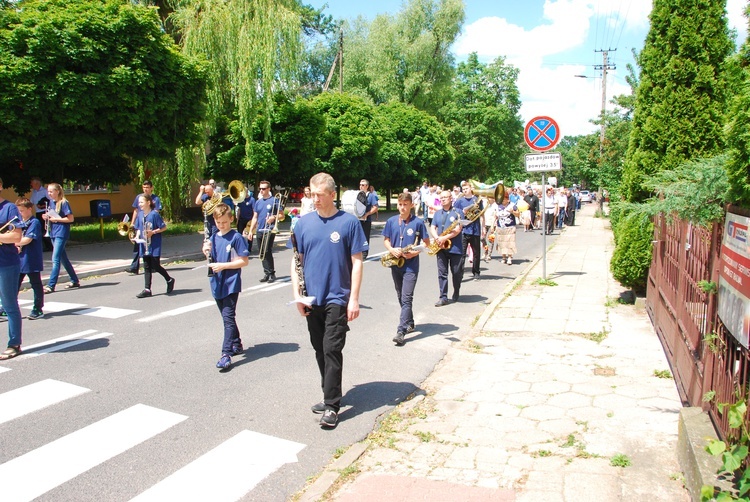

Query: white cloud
453,0,649,136
727,0,748,45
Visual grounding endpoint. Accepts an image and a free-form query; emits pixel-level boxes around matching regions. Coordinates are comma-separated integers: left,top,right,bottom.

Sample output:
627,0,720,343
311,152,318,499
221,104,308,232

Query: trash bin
89,199,111,218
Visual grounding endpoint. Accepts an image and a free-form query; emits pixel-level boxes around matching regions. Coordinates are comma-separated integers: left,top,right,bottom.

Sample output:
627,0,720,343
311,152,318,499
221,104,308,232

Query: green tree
376,102,454,190
340,0,465,114
309,92,385,187
439,52,524,184
621,0,732,203
725,4,750,206
170,0,302,173
0,0,207,190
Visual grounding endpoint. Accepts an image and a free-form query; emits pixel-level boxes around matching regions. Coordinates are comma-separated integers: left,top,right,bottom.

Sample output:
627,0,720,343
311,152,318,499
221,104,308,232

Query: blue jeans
0,263,22,347
391,268,417,334
49,236,79,289
216,293,241,355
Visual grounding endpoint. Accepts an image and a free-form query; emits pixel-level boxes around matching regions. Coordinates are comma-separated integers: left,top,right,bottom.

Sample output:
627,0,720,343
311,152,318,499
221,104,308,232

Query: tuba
461,180,506,223
228,180,247,204
202,192,223,216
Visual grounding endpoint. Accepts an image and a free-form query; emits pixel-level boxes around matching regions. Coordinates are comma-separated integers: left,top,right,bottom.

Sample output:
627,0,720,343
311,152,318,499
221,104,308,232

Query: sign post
524,116,562,280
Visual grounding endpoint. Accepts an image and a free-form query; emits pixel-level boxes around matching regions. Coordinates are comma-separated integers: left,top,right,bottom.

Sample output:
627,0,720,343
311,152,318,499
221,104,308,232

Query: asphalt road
0,223,556,502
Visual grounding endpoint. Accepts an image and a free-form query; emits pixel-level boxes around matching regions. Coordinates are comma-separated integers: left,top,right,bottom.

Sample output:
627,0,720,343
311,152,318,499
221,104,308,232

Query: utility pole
324,29,344,93
594,49,616,154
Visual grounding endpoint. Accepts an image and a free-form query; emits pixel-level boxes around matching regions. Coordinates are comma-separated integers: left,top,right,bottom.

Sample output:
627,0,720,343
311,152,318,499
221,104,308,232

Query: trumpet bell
228,180,247,204
117,221,131,237
469,180,505,202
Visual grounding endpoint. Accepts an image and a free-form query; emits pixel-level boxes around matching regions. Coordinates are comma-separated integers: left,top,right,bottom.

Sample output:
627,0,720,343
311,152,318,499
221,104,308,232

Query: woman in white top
482,197,498,262
555,189,568,229
300,186,315,216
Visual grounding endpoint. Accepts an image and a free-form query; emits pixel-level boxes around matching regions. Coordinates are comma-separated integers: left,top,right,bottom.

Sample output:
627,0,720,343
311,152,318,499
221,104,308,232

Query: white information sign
525,152,562,172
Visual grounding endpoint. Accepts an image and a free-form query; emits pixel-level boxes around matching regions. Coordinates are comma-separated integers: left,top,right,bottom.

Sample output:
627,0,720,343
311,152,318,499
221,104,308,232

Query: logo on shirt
330,231,341,243
226,244,232,252
449,216,455,222
407,228,414,236
266,204,272,210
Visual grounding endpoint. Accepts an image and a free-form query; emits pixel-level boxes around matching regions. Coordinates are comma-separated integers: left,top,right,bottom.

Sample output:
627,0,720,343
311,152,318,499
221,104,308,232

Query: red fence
647,207,749,440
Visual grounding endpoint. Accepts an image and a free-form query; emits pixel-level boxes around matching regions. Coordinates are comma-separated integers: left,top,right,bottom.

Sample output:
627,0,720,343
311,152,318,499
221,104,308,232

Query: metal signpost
524,116,562,280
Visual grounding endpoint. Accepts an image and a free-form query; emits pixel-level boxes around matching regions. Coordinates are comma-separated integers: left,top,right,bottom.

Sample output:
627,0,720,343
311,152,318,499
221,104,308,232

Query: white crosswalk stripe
14,330,110,360
0,379,89,425
0,404,187,502
130,430,305,501
73,306,139,319
18,300,140,319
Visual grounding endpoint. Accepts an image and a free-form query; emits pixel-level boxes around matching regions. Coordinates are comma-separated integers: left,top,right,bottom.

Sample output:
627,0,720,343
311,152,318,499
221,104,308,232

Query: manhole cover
593,367,616,376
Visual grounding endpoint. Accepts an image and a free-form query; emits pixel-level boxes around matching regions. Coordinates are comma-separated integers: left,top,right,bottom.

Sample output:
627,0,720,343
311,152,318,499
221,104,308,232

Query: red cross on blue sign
524,116,561,152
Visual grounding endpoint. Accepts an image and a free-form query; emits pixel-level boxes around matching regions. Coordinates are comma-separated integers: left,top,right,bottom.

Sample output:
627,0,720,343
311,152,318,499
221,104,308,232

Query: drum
341,190,368,219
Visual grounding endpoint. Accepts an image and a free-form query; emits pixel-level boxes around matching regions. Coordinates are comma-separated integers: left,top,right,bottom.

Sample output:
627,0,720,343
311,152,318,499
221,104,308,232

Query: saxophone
380,244,421,268
427,220,460,255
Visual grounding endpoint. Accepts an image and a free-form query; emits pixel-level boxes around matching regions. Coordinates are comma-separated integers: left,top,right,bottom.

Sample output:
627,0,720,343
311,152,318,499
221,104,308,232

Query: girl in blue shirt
43,183,79,293
0,177,23,360
134,195,174,299
15,198,44,319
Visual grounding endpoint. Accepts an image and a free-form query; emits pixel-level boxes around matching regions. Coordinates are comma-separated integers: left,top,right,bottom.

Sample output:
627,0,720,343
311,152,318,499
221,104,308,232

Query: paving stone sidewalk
311,205,690,501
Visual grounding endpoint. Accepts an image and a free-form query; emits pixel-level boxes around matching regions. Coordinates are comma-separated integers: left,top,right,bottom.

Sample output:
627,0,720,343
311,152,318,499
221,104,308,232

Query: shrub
611,211,653,294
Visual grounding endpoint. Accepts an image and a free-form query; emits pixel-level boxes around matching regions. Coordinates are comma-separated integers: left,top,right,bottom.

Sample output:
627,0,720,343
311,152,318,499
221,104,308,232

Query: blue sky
308,0,748,137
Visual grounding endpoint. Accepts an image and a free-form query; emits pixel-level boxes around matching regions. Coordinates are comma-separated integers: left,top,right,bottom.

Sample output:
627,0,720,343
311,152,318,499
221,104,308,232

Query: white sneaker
506,257,512,265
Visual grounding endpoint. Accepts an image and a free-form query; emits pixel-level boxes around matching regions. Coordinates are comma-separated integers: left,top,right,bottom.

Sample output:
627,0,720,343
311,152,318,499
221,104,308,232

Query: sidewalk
302,204,689,501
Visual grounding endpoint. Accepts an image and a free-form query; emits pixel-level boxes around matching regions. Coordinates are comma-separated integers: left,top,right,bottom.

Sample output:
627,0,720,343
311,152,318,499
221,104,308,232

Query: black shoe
435,298,450,307
260,275,270,283
166,278,175,294
473,273,480,280
393,332,405,346
320,408,338,428
452,293,459,302
267,274,276,284
125,268,138,275
405,324,415,334
311,402,326,414
136,289,152,298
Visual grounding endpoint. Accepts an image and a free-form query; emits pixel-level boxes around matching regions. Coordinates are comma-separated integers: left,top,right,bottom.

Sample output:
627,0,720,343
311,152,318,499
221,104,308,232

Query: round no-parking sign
524,116,561,152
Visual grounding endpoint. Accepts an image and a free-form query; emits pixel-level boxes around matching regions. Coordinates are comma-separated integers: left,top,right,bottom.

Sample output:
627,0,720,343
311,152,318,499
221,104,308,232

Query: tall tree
725,4,750,206
170,0,302,174
0,0,207,190
339,0,464,114
621,0,732,202
438,53,524,183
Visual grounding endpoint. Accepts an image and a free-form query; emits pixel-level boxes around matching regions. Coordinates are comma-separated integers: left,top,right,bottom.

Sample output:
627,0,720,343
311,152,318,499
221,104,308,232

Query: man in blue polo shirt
383,192,431,346
454,181,485,280
359,179,378,260
125,180,162,275
291,172,367,429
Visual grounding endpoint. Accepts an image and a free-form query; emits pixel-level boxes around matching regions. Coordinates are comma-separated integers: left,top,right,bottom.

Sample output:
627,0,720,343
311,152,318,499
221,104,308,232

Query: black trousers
360,220,372,259
237,218,252,253
545,211,555,234
436,250,463,300
19,272,44,311
307,304,349,411
391,268,417,334
461,233,481,276
129,242,140,272
143,255,171,290
256,231,275,276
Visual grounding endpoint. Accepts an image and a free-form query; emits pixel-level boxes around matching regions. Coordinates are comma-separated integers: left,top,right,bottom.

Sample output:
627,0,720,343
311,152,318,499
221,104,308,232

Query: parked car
288,188,304,202
579,190,592,203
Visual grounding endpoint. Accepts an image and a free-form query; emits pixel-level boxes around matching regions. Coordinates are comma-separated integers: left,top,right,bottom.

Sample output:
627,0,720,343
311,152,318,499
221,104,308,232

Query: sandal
64,282,80,289
0,346,21,360
43,286,54,294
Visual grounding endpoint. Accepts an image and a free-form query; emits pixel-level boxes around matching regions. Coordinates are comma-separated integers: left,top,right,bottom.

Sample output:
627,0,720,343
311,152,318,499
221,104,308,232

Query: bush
611,211,653,294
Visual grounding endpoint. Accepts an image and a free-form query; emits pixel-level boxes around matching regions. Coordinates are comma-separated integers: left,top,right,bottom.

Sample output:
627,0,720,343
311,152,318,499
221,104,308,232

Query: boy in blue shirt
203,203,250,370
15,198,44,319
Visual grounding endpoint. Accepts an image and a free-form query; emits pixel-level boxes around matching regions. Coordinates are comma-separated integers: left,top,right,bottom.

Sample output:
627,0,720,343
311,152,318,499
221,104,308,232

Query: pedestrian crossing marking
138,300,215,323
130,430,305,501
0,403,187,502
73,306,139,319
0,379,89,425
33,301,86,313
0,367,10,374
14,330,110,361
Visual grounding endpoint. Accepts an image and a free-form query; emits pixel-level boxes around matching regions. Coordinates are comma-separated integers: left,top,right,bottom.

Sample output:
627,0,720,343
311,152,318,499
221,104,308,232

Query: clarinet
290,232,310,312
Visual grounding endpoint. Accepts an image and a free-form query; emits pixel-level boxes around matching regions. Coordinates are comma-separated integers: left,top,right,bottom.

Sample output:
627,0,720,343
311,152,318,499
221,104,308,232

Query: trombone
258,189,289,261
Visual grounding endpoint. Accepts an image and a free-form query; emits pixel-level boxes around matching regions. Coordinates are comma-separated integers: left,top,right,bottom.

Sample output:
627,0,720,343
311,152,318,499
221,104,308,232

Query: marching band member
235,189,255,252
291,172,367,428
431,190,463,306
0,177,23,360
358,179,378,260
203,203,249,371
454,181,484,280
249,181,283,283
195,181,218,238
14,198,44,319
383,192,431,346
125,180,162,275
134,195,174,299
43,183,79,293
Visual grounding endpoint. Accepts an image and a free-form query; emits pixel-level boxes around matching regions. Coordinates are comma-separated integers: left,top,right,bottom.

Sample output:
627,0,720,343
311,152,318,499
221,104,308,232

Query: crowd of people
0,172,592,429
